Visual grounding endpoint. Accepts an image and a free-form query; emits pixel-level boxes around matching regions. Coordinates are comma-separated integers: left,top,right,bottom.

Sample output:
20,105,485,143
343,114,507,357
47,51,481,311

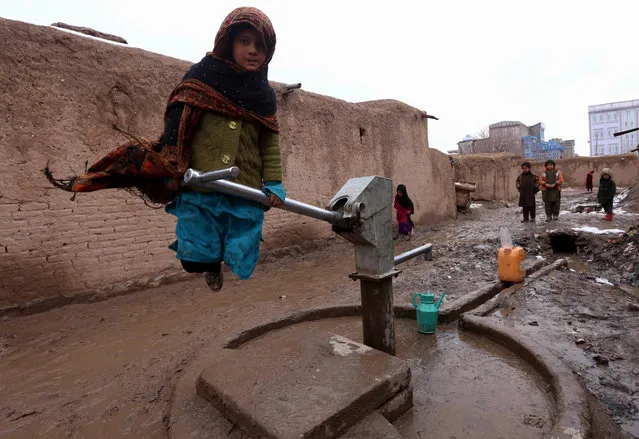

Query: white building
588,99,639,156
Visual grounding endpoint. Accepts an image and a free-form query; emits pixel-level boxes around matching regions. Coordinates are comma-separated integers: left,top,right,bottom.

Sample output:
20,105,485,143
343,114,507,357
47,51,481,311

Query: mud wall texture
0,18,455,309
454,154,523,201
455,153,638,201
552,154,638,188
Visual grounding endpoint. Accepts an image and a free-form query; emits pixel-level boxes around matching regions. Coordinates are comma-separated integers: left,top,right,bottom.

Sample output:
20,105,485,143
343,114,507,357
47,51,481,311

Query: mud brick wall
455,153,638,201
550,154,638,188
0,18,455,310
454,154,523,201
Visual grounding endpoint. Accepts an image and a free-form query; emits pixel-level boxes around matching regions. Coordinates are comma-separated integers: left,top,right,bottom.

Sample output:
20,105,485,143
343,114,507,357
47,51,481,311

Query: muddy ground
0,187,638,438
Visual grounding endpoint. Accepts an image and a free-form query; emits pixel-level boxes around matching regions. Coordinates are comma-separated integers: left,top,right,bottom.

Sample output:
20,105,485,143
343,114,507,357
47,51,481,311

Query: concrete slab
340,412,403,439
196,329,411,439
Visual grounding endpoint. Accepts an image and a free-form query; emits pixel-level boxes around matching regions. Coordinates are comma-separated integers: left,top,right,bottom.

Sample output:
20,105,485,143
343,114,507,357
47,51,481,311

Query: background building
457,121,574,160
589,99,639,156
522,136,564,161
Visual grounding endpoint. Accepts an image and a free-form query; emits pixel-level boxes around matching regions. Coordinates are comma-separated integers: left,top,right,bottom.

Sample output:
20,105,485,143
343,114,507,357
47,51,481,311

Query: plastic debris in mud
497,227,525,283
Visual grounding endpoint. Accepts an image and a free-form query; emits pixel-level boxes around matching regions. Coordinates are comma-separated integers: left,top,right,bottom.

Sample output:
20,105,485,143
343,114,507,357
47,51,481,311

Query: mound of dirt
582,222,639,286
619,183,639,213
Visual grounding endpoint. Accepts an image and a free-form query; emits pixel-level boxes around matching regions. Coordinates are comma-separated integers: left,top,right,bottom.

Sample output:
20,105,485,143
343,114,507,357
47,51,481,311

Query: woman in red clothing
586,170,594,193
394,184,414,240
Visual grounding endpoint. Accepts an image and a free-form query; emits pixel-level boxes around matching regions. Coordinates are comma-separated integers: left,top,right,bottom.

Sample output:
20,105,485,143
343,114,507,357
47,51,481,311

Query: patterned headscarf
44,7,280,204
211,7,277,67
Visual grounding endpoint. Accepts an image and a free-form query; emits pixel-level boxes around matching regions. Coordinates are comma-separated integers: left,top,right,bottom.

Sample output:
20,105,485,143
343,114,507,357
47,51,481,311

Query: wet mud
0,188,637,438
491,269,639,437
247,316,554,439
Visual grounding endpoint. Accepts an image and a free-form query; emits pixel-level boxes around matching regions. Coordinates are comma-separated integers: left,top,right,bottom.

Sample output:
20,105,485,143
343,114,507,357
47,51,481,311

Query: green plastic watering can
412,292,445,334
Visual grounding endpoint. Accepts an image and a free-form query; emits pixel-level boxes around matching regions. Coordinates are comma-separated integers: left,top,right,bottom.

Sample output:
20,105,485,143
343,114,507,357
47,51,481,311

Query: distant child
516,162,539,223
597,168,617,221
45,7,285,292
394,184,414,240
539,160,564,222
586,170,594,193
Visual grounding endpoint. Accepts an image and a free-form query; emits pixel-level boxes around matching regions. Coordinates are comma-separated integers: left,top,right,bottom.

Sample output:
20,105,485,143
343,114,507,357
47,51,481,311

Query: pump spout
435,292,445,309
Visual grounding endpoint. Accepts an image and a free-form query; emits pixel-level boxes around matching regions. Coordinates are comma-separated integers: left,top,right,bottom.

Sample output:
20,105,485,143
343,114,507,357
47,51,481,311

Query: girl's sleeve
259,130,283,183
262,180,286,202
159,103,184,148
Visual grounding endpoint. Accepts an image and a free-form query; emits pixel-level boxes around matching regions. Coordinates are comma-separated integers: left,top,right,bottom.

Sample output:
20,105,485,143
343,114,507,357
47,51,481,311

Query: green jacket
597,178,616,204
190,112,282,190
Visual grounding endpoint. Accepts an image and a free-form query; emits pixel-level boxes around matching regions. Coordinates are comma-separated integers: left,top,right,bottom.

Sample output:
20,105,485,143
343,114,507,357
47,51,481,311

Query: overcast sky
5,0,639,156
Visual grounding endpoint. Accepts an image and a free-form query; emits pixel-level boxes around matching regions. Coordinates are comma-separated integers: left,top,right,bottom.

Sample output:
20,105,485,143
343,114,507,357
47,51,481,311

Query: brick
48,200,77,210
114,224,149,233
123,249,146,259
11,210,47,221
46,208,74,218
108,219,140,229
92,226,116,235
97,253,129,263
53,233,98,245
20,202,49,211
47,217,81,228
40,242,88,254
96,205,137,214
5,239,43,251
88,238,133,249
99,246,129,256
45,252,76,263
0,203,20,213
133,235,153,244
46,260,74,271
83,213,117,223
22,225,60,237
71,207,101,217
0,265,45,278
73,248,105,260
83,220,110,230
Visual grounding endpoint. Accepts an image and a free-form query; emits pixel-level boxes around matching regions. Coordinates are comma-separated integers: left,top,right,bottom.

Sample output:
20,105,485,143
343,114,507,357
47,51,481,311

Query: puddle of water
246,317,554,438
392,321,554,439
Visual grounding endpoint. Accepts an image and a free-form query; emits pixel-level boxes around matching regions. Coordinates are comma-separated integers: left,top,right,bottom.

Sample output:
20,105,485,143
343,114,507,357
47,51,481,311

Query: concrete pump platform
195,329,412,439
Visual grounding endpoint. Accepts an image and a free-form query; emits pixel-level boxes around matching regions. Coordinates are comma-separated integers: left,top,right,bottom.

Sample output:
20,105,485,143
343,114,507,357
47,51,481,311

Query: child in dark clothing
597,168,616,221
516,162,539,223
586,170,594,192
394,184,414,240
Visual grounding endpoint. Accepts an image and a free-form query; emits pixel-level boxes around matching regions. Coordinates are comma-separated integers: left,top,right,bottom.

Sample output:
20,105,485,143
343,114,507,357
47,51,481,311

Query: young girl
394,184,414,240
597,168,616,221
45,7,285,291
